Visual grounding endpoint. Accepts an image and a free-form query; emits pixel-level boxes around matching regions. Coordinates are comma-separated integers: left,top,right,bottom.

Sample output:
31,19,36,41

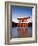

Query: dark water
10,27,32,38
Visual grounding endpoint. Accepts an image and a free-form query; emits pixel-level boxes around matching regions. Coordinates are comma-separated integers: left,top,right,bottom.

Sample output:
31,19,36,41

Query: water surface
10,27,32,38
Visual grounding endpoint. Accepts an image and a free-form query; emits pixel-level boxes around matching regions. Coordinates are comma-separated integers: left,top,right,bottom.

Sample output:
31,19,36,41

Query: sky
11,5,32,23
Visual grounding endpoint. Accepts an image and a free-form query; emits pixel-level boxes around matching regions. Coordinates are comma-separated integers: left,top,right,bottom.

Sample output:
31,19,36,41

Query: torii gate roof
17,17,30,20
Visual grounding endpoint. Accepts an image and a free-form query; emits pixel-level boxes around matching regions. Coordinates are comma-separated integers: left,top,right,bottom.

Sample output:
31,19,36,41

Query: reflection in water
10,27,32,38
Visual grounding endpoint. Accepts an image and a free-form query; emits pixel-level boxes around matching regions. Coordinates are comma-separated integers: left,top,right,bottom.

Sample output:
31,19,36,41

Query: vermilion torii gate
17,17,30,27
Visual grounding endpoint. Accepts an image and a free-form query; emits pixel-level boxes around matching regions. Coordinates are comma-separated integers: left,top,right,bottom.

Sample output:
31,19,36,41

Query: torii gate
17,17,30,27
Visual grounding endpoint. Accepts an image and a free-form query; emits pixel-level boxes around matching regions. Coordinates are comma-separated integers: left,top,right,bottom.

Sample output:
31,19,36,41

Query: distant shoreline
12,22,32,27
